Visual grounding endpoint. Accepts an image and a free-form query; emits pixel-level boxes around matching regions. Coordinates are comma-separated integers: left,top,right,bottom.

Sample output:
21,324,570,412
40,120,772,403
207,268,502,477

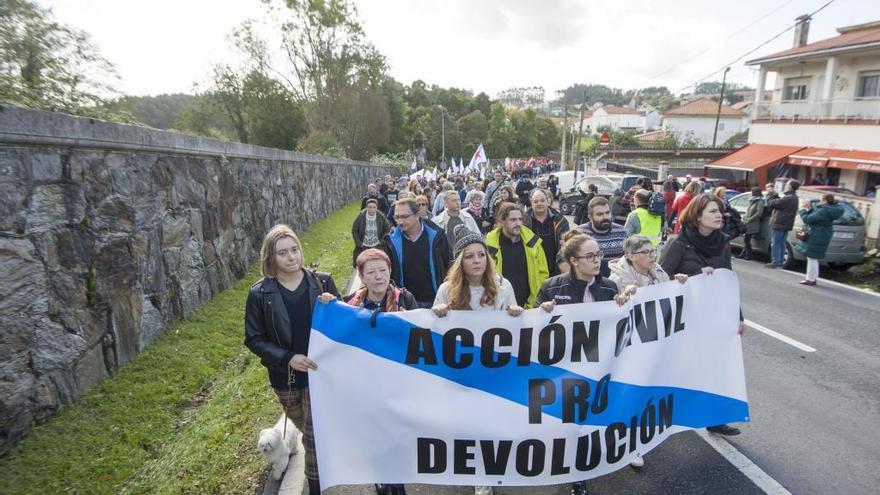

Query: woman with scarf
344,248,416,495
464,190,493,235
659,193,745,437
609,235,689,291
431,225,523,495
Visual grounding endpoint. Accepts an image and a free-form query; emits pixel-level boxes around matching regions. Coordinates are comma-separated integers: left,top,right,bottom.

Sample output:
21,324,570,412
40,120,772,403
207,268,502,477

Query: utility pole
573,91,587,183
560,105,568,171
440,106,446,163
712,67,731,148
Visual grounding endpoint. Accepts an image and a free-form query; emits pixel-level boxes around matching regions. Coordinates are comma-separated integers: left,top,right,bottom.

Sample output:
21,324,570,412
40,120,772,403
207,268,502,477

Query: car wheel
561,203,570,215
782,243,799,269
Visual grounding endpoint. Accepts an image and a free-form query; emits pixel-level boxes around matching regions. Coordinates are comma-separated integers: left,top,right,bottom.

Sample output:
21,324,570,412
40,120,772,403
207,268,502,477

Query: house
706,16,880,245
567,104,661,135
661,98,746,146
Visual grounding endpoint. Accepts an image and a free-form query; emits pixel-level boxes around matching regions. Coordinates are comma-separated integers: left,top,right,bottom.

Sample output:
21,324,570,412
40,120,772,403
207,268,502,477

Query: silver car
728,192,867,269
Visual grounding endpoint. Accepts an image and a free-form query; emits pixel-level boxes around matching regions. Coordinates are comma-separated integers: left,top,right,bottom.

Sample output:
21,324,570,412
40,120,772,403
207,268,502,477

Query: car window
728,193,749,212
806,199,865,226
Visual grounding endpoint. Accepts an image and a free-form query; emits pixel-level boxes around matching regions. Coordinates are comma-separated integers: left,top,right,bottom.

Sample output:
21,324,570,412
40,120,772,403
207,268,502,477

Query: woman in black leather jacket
244,224,340,495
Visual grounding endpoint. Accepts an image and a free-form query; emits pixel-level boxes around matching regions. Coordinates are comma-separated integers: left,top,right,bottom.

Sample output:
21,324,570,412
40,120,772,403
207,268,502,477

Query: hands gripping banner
309,270,749,488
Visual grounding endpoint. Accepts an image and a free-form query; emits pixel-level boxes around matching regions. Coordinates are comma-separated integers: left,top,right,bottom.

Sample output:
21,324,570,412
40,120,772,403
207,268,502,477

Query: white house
567,104,661,135
706,16,880,245
661,98,746,146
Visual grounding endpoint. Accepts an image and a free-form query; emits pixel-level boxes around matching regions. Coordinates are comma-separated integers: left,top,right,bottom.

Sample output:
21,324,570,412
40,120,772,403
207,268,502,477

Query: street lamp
438,105,446,164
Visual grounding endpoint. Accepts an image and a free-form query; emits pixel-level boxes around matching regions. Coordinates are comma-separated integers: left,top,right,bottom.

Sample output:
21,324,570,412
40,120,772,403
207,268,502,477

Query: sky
37,0,880,99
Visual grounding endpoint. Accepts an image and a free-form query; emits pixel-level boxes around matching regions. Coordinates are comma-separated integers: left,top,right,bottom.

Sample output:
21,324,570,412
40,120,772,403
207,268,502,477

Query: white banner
310,270,748,488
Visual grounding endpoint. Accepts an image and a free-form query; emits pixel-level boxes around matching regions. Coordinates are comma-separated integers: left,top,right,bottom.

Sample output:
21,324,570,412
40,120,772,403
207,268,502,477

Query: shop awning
787,147,849,168
706,144,805,171
828,150,880,173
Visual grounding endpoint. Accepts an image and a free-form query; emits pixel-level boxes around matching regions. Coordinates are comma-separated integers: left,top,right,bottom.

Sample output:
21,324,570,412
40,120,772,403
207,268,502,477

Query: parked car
803,185,863,197
558,175,622,215
727,192,867,268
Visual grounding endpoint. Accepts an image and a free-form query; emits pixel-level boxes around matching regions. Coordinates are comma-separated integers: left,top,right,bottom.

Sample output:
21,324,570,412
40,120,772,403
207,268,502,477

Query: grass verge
0,202,358,495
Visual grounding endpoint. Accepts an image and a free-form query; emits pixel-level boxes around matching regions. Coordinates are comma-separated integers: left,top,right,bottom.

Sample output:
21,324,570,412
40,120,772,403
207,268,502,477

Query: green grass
0,202,359,495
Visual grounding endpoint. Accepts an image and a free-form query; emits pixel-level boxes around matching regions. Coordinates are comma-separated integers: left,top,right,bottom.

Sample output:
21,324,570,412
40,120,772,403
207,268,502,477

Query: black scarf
681,226,727,261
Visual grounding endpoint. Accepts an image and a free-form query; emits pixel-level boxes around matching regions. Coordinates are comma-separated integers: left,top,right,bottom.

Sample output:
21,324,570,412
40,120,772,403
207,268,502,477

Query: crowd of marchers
244,167,844,495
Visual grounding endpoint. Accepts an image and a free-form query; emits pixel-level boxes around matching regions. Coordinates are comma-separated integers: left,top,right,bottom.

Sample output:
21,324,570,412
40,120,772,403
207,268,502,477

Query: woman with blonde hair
244,224,340,495
431,225,522,495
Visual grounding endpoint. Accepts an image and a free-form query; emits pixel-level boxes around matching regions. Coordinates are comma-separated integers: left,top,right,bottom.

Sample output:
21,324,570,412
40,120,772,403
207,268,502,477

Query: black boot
308,479,321,495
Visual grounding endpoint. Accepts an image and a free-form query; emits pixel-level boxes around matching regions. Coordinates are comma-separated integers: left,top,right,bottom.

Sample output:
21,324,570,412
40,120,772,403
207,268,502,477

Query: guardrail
755,99,880,122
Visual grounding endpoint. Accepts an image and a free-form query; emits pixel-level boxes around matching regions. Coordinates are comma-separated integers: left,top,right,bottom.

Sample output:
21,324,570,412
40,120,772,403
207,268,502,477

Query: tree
486,102,515,157
458,110,488,157
0,0,120,114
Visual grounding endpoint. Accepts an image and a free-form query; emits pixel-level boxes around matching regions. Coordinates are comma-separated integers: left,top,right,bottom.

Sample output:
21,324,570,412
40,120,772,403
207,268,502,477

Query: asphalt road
287,228,880,495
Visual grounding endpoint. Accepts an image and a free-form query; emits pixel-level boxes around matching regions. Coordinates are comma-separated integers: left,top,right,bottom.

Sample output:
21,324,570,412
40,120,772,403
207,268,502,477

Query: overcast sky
38,0,880,99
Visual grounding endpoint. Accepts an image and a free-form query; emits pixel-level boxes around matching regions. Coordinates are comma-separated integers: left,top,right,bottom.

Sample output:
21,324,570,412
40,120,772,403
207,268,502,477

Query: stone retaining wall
0,106,394,453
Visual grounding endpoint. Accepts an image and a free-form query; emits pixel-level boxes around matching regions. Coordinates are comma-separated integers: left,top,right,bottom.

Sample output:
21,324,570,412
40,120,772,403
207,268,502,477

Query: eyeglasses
573,252,603,261
633,249,656,257
394,213,414,221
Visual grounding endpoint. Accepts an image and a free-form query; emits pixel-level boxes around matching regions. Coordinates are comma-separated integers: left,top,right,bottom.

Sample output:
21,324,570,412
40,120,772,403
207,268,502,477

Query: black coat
351,210,391,250
361,193,389,214
244,270,340,374
659,232,732,277
766,191,799,231
537,272,619,305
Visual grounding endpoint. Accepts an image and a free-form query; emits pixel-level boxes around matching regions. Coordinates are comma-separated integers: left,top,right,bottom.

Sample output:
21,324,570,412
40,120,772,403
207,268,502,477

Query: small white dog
258,413,301,480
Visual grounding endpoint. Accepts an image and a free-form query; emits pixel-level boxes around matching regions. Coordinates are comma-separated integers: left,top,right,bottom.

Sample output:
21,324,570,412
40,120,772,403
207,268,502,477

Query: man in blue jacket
382,198,453,308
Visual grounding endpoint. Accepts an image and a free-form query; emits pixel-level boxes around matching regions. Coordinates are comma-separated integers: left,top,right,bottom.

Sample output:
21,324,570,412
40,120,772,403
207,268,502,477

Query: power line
653,0,794,79
675,0,837,94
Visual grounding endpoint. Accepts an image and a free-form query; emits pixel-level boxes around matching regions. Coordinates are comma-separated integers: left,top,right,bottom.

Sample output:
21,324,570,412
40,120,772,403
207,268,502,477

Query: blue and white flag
309,270,748,488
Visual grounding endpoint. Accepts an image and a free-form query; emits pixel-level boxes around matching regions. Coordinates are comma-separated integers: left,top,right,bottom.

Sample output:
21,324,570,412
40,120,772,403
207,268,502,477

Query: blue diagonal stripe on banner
312,301,749,428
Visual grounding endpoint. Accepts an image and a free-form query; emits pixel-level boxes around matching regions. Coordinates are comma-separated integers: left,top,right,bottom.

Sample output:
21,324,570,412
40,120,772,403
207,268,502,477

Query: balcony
754,99,880,123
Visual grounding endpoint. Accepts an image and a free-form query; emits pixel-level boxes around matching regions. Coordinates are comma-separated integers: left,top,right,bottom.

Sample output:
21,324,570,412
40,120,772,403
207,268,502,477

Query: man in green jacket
485,202,550,308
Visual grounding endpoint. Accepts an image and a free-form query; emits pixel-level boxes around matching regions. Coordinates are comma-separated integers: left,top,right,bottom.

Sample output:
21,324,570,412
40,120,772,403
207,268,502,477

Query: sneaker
707,424,741,436
570,481,587,495
474,486,493,495
629,453,644,468
799,279,817,286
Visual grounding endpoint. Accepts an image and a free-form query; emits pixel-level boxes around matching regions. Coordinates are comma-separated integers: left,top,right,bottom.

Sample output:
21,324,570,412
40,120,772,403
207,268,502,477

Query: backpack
648,191,666,216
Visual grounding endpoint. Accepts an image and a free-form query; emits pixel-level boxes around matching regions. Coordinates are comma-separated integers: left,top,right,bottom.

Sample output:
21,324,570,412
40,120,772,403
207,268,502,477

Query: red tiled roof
707,144,804,171
664,98,744,117
747,23,880,64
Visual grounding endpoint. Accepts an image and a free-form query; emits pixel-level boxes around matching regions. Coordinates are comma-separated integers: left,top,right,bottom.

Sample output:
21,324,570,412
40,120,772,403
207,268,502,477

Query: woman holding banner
659,193,745,436
344,248,416,495
432,225,523,495
244,224,340,495
536,233,637,494
609,235,689,290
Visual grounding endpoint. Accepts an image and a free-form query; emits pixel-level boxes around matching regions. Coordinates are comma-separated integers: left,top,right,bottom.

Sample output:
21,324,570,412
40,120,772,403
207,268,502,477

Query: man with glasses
576,197,629,278
485,203,549,308
382,198,452,308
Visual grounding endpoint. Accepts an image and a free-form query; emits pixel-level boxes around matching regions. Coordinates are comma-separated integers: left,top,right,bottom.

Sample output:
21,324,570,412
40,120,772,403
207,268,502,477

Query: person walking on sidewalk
344,248,415,495
795,194,844,286
765,179,800,268
432,224,524,495
244,225,341,495
352,199,391,267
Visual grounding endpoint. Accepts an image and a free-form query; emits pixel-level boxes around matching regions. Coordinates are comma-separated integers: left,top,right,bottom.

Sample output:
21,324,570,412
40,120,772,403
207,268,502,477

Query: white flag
467,143,488,171
410,158,418,171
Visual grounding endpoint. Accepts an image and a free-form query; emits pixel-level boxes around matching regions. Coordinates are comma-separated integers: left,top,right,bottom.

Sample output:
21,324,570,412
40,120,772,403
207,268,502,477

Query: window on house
857,71,880,98
783,77,810,100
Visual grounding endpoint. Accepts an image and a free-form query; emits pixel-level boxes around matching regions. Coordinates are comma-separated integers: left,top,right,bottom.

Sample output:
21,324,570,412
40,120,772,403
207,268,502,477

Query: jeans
771,229,788,266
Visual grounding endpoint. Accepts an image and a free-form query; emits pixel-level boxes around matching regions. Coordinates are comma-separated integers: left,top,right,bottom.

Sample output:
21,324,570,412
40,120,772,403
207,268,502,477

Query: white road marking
697,430,792,495
745,319,817,353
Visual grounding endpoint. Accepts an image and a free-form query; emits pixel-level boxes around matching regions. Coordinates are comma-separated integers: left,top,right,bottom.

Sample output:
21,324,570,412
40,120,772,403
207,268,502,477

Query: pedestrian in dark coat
737,187,764,260
659,193,744,437
795,194,844,286
351,200,391,266
765,180,800,268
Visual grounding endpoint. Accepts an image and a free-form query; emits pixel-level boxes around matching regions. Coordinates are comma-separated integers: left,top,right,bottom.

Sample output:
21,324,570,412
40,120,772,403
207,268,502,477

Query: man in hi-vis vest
624,189,663,246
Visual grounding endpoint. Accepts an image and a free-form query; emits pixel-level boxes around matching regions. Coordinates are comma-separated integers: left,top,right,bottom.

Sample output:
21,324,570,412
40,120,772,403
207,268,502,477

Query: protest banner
309,270,748,488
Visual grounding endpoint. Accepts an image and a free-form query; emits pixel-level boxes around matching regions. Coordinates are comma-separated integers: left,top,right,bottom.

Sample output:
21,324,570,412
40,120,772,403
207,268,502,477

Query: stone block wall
0,106,393,453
